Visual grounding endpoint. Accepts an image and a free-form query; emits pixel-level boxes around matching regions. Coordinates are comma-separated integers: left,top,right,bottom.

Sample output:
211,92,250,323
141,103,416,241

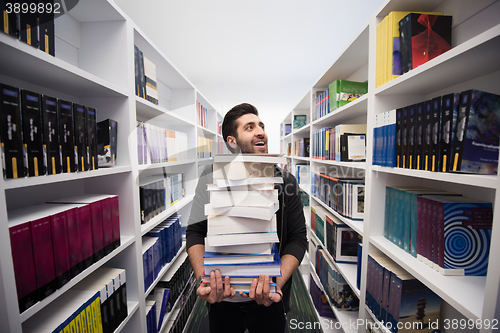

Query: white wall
113,0,386,152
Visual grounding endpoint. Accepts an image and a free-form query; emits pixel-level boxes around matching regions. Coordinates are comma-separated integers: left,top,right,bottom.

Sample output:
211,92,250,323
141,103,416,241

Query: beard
237,138,268,154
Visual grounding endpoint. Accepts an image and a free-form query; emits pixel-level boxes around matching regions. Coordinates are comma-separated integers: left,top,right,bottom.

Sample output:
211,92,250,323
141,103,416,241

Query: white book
204,242,272,255
206,232,279,247
209,189,278,208
207,183,275,191
216,177,283,187
214,153,286,164
205,202,279,220
213,161,275,180
208,214,276,236
203,252,275,265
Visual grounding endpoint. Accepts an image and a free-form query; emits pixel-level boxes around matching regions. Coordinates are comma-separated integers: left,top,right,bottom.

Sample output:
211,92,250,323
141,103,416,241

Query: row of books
134,45,158,105
315,247,360,311
295,164,310,187
164,273,197,333
313,90,330,121
311,204,362,263
202,155,285,291
281,123,291,137
384,186,492,276
376,11,451,88
293,138,310,157
139,173,184,224
1,0,55,56
142,214,183,291
24,267,128,333
197,136,212,159
137,122,188,164
196,100,208,128
309,273,336,319
366,253,442,333
311,124,367,161
8,194,121,312
311,173,365,221
217,118,221,135
0,83,106,179
293,114,307,130
373,89,500,175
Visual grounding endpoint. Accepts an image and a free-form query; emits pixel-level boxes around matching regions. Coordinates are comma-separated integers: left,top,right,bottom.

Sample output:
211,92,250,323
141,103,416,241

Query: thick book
1,84,25,179
406,104,417,169
209,189,278,208
340,133,366,162
439,93,460,172
423,100,433,170
21,89,45,177
207,182,274,192
293,114,307,129
143,56,159,105
205,201,279,220
203,251,275,265
58,99,76,173
451,89,500,174
86,106,98,171
204,242,272,255
214,153,286,164
97,119,118,167
334,124,367,161
213,161,275,180
395,108,403,167
423,195,492,276
400,13,452,72
206,231,279,247
38,0,55,56
8,216,39,312
203,250,281,277
328,79,368,112
1,0,18,37
415,102,425,170
42,95,61,175
430,97,442,172
73,103,88,172
19,1,37,47
207,214,276,236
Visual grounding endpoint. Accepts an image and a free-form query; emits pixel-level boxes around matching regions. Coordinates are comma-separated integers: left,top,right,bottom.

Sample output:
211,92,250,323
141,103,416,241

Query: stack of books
202,154,286,294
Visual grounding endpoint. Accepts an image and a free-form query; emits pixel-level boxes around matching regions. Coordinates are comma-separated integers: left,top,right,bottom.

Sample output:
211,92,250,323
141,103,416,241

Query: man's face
228,113,268,153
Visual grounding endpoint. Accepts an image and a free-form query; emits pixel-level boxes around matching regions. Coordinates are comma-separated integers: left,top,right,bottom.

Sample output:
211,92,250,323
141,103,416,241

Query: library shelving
281,0,500,332
0,1,220,332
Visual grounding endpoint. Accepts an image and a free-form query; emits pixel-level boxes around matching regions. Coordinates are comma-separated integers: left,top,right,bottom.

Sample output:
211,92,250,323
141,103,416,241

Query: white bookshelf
281,0,500,332
0,1,219,332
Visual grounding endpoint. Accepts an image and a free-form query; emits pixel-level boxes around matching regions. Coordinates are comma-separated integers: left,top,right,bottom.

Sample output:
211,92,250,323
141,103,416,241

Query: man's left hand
239,274,282,306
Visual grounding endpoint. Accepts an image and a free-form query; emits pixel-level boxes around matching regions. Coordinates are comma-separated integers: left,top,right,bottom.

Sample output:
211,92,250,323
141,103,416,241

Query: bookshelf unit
281,0,500,332
0,1,219,333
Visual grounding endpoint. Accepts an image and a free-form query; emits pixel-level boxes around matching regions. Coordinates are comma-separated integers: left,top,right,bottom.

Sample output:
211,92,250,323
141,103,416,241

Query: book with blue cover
451,89,500,175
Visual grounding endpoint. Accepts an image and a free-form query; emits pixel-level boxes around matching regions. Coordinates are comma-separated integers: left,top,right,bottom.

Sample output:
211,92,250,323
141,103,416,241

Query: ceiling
113,0,386,152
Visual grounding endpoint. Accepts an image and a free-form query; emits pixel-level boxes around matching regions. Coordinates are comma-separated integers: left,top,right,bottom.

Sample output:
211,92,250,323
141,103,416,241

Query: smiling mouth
254,141,266,147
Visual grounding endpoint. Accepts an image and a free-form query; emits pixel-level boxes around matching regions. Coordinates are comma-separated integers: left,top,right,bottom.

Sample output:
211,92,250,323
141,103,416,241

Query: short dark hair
222,103,259,142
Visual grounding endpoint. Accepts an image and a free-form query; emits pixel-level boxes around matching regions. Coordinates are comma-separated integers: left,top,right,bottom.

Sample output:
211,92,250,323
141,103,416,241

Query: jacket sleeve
281,172,308,262
186,165,212,250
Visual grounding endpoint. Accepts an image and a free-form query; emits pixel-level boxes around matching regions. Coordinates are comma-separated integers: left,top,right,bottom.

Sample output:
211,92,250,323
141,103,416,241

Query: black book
58,99,76,173
21,89,45,176
0,0,18,37
395,108,403,167
38,0,55,56
340,133,366,162
86,107,98,170
42,95,61,174
19,0,38,47
73,103,88,172
97,119,118,167
134,45,140,97
440,93,460,172
423,100,433,171
406,104,416,169
138,48,146,99
1,83,25,179
430,96,442,172
415,102,425,170
402,13,452,71
401,107,408,168
399,15,409,74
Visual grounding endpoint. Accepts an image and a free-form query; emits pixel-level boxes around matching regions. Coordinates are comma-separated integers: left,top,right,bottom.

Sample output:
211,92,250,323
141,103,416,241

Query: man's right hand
196,269,235,303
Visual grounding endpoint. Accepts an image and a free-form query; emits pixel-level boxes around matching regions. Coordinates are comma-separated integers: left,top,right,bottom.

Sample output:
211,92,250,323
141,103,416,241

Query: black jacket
186,165,308,312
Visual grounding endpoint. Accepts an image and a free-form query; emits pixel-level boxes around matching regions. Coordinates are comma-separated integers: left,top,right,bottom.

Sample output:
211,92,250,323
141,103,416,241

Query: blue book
387,110,397,167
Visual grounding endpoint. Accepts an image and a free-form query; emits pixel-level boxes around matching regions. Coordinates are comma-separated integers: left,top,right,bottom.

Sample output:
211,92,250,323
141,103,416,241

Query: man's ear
227,135,238,149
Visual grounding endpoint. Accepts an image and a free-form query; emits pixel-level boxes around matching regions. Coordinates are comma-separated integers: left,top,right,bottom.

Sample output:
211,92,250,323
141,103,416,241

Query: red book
64,206,83,277
109,195,121,250
50,209,71,288
101,197,113,255
8,220,38,312
77,204,94,269
30,216,56,299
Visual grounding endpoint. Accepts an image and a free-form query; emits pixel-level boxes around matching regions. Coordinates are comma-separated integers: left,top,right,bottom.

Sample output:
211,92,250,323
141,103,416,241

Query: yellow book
388,11,443,82
381,16,389,86
376,18,383,88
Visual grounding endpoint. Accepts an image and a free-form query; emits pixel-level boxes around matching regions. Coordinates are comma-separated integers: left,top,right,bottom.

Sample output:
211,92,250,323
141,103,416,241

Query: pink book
65,206,83,277
50,210,71,288
101,197,113,255
30,216,56,299
9,221,38,312
78,204,94,269
109,195,121,250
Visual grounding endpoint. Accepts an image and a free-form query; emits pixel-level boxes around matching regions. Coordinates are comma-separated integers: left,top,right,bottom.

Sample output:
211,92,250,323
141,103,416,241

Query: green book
329,79,368,113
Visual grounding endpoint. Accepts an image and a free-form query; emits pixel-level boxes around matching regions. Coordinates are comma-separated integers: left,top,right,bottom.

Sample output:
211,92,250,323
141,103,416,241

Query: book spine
423,100,433,171
51,211,71,288
65,208,83,278
31,217,56,299
431,96,442,172
415,102,425,170
78,205,94,270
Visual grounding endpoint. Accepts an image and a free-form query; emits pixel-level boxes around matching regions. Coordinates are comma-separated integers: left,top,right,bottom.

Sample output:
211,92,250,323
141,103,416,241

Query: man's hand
239,274,282,306
196,269,235,304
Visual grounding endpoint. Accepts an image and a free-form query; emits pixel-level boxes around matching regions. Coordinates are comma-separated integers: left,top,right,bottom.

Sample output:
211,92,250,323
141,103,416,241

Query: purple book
110,195,121,250
31,216,56,299
51,210,71,288
101,197,113,255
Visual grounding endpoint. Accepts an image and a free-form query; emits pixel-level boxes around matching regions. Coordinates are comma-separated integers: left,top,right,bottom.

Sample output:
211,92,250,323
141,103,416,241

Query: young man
186,103,307,332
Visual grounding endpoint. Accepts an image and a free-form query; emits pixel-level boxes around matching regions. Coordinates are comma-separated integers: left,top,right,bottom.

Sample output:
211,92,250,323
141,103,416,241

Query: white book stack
203,154,287,292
